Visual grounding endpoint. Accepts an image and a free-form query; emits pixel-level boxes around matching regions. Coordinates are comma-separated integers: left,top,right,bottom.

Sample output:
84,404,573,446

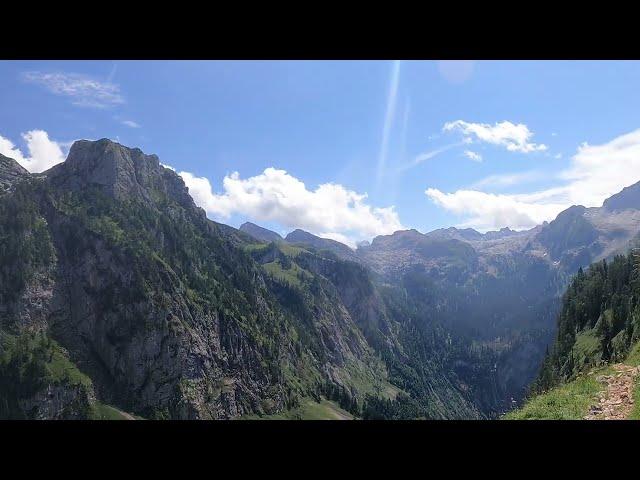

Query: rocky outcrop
1,138,396,419
603,181,640,212
45,138,196,211
19,382,95,420
0,154,29,192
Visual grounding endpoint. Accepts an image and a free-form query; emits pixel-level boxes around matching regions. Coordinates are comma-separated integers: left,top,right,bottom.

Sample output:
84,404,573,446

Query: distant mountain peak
482,226,519,240
603,180,640,212
285,229,359,261
239,222,283,243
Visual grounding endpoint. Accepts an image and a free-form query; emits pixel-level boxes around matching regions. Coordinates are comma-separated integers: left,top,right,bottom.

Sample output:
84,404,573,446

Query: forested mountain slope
0,139,482,419
533,251,640,391
506,251,640,419
354,182,640,413
4,137,640,419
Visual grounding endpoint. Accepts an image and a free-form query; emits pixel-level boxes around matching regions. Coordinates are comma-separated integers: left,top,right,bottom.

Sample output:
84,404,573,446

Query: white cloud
463,150,482,162
426,128,640,231
443,120,547,153
426,188,567,231
23,71,124,108
122,120,140,128
178,167,404,244
559,129,640,207
0,130,67,173
318,232,356,248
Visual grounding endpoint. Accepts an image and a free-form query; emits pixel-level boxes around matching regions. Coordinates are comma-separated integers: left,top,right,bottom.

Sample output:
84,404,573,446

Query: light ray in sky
376,60,401,186
397,142,462,173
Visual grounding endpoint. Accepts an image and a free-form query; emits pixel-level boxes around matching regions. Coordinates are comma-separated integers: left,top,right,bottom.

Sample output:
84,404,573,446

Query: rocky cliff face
0,139,410,419
603,181,640,212
6,137,640,419
0,154,28,192
46,139,196,210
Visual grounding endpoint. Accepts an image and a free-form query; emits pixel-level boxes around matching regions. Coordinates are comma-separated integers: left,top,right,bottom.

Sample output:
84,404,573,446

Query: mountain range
2,138,640,419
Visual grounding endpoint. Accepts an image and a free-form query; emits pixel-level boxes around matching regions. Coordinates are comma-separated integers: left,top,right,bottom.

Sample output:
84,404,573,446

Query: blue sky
2,60,640,246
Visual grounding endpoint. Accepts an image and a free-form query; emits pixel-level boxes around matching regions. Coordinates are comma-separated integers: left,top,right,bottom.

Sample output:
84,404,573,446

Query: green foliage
89,403,135,420
362,392,427,420
0,331,94,419
534,253,640,393
0,181,56,305
0,159,510,420
504,369,605,420
243,397,354,420
262,259,311,289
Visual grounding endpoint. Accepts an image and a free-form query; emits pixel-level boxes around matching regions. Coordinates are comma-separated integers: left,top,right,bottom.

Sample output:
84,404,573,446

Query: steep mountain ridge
285,229,360,262
235,179,640,414
603,181,640,212
4,137,640,419
0,139,481,419
351,180,640,411
239,222,283,243
0,153,28,191
506,251,640,420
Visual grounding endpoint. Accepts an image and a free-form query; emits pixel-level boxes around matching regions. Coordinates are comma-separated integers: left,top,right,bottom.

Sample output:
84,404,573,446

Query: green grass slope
503,368,609,420
241,397,354,420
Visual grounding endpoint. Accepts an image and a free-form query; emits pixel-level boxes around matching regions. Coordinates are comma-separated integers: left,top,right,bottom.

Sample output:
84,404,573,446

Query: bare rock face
0,153,29,192
19,383,94,420
36,140,287,418
603,180,640,212
2,138,399,419
46,138,196,211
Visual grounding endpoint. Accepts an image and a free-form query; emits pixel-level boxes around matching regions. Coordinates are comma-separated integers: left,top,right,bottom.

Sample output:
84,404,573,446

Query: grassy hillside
504,367,610,420
241,397,354,420
533,253,640,393
506,342,640,420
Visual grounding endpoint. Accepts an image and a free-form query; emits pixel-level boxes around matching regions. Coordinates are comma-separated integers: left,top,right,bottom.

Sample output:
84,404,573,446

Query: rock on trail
585,364,639,420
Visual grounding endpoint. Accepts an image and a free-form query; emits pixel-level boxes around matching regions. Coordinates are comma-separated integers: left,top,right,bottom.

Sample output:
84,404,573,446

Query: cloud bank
426,128,640,231
444,120,547,153
179,167,404,246
0,130,67,173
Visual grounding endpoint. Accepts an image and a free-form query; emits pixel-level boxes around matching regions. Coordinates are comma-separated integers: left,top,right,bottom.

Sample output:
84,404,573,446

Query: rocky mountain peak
285,229,359,261
370,228,425,250
45,138,196,211
602,180,640,212
483,226,519,240
239,222,283,242
0,153,29,191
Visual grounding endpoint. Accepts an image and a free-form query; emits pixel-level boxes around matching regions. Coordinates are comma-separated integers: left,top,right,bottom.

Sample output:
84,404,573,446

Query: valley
2,139,640,420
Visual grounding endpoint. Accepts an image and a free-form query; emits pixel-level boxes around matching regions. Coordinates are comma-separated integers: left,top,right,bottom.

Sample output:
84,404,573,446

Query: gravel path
584,364,639,420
